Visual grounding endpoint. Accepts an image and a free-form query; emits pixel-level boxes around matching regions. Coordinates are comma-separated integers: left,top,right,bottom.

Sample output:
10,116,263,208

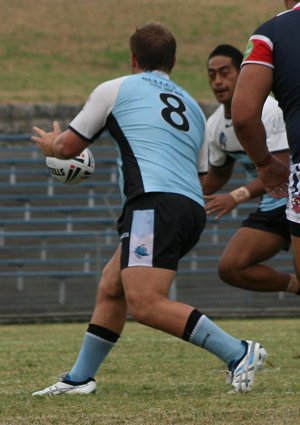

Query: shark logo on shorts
134,244,149,259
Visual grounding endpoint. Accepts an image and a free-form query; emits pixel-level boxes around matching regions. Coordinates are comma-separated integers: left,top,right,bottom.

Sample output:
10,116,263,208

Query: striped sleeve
242,19,274,69
242,34,274,69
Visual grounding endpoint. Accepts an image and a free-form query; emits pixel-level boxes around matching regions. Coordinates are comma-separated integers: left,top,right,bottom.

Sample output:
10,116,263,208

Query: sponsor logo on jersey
244,40,254,60
219,132,227,149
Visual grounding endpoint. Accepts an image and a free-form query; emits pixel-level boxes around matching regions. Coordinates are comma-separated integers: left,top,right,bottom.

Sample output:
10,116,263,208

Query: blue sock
187,313,246,368
67,324,119,383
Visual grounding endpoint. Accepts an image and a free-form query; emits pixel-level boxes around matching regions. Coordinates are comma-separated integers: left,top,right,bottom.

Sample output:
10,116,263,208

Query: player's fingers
204,200,216,210
269,185,288,198
206,205,222,215
32,126,46,136
215,212,224,220
278,186,288,195
53,121,61,133
204,195,215,201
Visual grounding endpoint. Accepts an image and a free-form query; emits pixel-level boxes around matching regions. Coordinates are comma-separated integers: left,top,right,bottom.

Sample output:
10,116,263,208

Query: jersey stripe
243,35,274,68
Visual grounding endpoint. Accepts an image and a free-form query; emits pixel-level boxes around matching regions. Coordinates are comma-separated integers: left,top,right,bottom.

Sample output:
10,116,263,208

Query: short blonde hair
130,22,176,73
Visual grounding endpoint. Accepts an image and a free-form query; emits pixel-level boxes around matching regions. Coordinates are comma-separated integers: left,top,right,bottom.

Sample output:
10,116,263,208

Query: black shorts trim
289,219,300,237
117,193,206,271
241,205,290,250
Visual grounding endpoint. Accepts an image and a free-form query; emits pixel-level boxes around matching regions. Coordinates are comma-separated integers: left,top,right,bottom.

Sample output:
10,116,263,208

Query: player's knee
130,308,152,325
218,257,236,284
126,293,158,326
98,264,123,300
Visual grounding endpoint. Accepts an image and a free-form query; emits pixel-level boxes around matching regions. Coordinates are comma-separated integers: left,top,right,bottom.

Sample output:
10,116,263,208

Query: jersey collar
149,70,170,80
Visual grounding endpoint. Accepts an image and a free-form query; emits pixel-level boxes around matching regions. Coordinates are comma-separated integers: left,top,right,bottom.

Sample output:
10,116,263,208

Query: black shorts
117,193,206,271
289,220,300,237
241,205,291,250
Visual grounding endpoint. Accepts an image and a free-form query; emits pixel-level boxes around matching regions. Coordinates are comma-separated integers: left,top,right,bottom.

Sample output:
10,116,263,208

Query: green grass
0,0,284,103
1,319,300,424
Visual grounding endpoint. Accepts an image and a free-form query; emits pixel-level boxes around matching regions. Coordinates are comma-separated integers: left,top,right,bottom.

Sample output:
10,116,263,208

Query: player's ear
130,52,139,74
172,56,176,70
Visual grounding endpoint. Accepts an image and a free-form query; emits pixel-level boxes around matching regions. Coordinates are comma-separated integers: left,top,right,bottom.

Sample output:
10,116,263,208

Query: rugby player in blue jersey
32,22,266,395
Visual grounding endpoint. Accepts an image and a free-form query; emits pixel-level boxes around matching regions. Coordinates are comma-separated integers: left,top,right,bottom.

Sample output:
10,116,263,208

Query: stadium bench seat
0,134,297,320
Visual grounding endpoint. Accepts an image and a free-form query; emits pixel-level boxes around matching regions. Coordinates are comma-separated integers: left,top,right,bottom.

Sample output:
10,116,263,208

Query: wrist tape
230,186,251,204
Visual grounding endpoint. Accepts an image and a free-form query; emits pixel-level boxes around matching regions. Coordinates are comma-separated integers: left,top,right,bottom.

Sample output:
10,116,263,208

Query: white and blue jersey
204,95,289,212
69,71,206,207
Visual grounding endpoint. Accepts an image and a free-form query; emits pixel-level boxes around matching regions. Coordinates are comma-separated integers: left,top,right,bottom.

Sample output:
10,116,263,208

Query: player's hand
204,193,237,220
257,154,289,198
31,121,61,156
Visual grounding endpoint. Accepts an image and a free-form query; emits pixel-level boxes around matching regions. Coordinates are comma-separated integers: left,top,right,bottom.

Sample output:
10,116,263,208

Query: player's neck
223,103,232,120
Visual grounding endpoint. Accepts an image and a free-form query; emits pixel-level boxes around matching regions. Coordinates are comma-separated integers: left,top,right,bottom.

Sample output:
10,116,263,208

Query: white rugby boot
226,340,268,393
32,376,96,395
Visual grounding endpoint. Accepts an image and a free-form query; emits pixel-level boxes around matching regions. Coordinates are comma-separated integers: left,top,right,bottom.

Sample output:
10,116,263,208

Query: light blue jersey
70,71,206,207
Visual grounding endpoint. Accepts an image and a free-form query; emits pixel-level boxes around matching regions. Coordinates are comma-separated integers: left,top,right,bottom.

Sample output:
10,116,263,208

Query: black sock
88,323,120,343
182,309,203,341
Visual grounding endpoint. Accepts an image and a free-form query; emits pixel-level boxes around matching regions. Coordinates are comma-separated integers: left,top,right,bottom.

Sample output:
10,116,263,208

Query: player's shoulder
172,83,206,122
204,105,224,141
169,78,203,108
86,75,130,104
262,95,282,116
94,75,130,92
206,104,223,126
254,7,292,35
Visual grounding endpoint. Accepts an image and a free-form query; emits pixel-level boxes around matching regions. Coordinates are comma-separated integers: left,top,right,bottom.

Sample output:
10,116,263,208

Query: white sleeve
198,125,208,174
205,118,227,167
69,76,127,141
262,96,289,153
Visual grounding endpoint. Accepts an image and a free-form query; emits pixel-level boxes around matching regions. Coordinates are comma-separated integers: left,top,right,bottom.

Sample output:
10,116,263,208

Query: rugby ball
46,148,95,185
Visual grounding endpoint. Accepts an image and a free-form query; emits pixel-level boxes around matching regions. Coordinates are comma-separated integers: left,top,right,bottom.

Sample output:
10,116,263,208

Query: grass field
0,0,284,103
1,319,300,425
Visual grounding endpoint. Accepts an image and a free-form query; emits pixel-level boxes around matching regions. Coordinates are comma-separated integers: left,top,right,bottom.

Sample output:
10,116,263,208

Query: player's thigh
121,266,176,304
221,227,287,267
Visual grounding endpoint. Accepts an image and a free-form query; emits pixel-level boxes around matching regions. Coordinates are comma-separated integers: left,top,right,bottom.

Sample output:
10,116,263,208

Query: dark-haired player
202,44,300,295
231,1,300,306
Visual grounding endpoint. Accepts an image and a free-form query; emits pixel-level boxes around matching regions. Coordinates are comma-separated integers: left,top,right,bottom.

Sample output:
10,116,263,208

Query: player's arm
32,121,89,159
205,176,259,220
32,79,122,160
232,65,271,163
232,65,289,197
202,159,234,195
229,150,290,201
203,160,236,220
204,149,289,220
